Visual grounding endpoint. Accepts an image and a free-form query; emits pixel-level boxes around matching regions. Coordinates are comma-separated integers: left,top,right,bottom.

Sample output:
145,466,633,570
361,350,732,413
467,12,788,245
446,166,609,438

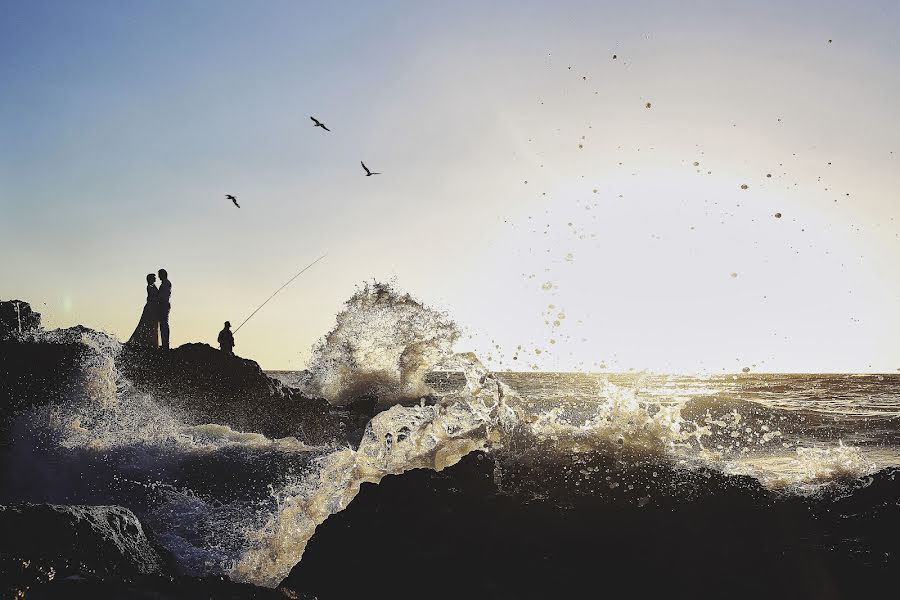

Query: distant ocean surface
269,370,900,489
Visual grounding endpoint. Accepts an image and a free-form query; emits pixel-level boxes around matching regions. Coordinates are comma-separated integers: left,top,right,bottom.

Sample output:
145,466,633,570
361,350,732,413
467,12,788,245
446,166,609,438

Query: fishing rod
233,253,327,334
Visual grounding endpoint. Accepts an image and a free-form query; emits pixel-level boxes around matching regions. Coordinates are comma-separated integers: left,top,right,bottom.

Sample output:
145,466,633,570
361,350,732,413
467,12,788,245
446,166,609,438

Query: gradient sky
2,1,899,372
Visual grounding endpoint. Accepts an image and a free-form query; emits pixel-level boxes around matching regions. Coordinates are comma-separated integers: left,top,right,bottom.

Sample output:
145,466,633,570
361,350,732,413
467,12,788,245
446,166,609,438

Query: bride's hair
146,273,156,284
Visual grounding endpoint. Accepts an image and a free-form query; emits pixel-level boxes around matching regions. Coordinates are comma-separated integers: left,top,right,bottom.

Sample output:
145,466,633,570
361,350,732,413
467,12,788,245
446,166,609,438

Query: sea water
2,283,898,593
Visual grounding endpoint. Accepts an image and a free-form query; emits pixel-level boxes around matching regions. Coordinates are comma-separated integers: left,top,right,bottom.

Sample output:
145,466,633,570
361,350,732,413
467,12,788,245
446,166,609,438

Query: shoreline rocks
117,343,356,445
0,300,41,340
0,298,363,446
0,503,170,577
0,503,172,597
0,299,332,598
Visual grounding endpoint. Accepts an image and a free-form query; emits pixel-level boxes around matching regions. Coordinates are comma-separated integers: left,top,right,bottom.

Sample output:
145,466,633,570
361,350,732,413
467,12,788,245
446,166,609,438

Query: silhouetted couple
127,269,172,349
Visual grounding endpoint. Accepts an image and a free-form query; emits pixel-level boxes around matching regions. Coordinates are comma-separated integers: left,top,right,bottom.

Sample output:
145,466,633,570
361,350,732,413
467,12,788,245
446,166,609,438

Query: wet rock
118,343,351,445
0,331,88,426
285,453,897,600
3,564,314,599
17,574,314,599
0,502,318,599
0,300,41,340
0,504,170,579
0,300,353,446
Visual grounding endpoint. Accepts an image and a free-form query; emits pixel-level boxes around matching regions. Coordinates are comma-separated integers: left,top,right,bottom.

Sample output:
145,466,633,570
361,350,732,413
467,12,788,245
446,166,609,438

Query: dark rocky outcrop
0,500,317,599
0,300,41,340
285,453,899,600
16,575,313,599
0,300,364,447
6,570,313,600
117,343,361,445
0,334,88,417
0,325,102,448
0,503,171,596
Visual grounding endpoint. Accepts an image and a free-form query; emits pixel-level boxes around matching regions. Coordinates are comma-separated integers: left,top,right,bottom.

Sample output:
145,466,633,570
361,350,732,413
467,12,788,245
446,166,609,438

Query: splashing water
9,284,896,589
302,282,459,407
725,441,879,493
232,362,518,586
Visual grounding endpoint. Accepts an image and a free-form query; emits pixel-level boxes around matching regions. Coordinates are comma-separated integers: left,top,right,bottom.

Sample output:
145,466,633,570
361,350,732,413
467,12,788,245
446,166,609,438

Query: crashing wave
232,354,518,586
724,441,879,494
4,284,895,589
302,281,459,407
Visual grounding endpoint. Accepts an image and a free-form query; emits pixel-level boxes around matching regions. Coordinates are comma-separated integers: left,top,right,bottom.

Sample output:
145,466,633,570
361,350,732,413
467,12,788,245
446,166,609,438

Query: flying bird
361,161,381,176
310,116,330,132
226,194,240,208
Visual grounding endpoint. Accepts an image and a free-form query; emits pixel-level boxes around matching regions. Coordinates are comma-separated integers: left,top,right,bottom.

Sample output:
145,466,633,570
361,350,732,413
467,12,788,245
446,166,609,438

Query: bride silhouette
127,273,160,347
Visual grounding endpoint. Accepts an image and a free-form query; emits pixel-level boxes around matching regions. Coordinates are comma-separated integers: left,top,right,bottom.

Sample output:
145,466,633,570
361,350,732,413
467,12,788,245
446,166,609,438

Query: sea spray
4,284,894,590
232,354,519,587
723,441,880,493
302,282,459,407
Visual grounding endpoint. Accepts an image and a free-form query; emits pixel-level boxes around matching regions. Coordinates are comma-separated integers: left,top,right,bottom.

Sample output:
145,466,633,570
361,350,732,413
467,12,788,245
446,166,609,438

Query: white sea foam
725,441,879,494
29,328,316,455
232,354,518,586
302,281,459,407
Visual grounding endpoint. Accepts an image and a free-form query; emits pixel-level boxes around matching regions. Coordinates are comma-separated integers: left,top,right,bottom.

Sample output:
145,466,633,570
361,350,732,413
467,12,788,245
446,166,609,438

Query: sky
2,0,899,372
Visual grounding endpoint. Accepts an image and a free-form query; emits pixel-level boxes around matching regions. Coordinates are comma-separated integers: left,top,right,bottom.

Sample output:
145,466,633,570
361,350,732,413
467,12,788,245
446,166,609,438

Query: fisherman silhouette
218,321,235,355
158,268,172,350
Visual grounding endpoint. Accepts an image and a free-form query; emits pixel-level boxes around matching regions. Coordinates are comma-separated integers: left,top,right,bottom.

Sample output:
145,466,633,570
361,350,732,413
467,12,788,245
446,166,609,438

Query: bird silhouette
310,116,330,132
226,194,240,208
361,161,381,176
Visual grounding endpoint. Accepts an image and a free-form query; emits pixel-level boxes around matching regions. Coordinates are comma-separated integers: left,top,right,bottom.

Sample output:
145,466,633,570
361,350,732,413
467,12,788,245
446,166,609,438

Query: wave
4,284,897,589
300,281,459,407
723,441,881,492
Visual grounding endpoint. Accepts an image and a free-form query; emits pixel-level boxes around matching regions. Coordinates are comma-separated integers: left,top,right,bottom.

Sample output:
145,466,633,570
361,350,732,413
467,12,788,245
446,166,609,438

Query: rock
0,504,170,578
0,503,320,598
283,453,897,600
0,501,316,599
0,300,41,339
0,330,90,430
7,572,310,599
117,343,354,444
0,301,355,446
0,325,123,448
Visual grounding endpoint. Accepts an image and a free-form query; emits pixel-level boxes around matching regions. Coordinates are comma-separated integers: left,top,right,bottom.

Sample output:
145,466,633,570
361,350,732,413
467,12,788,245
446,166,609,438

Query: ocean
278,369,900,598
2,284,898,598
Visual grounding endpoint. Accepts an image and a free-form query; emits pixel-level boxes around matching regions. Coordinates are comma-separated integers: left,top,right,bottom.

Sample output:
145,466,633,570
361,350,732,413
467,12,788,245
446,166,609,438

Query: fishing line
233,253,327,334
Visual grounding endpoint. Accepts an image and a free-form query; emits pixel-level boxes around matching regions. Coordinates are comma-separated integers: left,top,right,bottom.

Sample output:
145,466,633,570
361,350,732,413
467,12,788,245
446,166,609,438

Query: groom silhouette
158,268,172,350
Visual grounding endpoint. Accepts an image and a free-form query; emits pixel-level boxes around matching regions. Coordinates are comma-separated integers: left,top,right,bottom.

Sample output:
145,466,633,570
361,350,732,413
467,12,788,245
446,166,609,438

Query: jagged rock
0,300,41,339
119,343,291,404
0,504,171,579
0,334,88,424
7,571,313,599
284,453,898,600
0,301,357,446
0,502,316,599
118,343,355,444
0,326,120,448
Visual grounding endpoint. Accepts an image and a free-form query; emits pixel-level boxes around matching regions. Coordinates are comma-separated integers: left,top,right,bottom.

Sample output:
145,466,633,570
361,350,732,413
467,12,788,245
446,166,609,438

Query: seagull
310,116,330,132
361,161,381,176
226,194,240,208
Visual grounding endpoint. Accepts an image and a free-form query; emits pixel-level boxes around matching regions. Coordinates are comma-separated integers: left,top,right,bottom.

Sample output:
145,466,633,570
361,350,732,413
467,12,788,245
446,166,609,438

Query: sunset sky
2,1,899,372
